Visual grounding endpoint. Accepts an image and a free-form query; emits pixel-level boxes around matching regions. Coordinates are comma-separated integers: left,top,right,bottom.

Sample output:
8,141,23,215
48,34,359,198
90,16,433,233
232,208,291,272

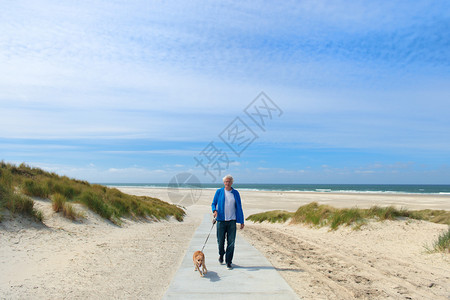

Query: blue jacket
211,187,244,224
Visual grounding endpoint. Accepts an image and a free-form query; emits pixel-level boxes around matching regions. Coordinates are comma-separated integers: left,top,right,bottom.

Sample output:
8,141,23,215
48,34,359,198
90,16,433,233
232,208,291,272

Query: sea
104,183,450,195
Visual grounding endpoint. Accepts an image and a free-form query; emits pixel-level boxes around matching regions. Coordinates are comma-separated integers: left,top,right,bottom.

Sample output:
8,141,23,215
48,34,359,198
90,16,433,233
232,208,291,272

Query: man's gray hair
222,174,234,183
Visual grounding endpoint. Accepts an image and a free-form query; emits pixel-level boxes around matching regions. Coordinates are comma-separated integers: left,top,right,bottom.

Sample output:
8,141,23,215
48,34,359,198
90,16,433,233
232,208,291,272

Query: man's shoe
218,255,224,264
226,263,233,270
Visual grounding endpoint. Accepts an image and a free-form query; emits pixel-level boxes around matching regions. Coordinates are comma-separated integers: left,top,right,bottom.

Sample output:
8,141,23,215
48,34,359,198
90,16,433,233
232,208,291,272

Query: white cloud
354,170,375,174
1,1,449,184
100,150,197,156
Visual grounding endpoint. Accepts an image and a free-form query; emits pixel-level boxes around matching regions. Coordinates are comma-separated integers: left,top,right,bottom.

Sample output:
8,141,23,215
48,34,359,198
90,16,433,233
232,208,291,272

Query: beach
1,187,449,299
1,197,200,299
118,187,450,215
241,219,449,299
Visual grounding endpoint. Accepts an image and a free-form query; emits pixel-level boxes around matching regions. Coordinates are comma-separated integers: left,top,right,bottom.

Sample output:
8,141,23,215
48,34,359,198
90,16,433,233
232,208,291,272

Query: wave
104,183,450,195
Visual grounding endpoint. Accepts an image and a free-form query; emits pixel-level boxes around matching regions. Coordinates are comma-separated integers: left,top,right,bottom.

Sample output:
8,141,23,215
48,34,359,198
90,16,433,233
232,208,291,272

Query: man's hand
213,211,217,218
240,223,245,229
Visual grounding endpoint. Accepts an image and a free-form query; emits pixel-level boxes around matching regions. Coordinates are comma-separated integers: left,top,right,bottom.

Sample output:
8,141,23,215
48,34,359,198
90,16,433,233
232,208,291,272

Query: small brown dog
193,250,207,277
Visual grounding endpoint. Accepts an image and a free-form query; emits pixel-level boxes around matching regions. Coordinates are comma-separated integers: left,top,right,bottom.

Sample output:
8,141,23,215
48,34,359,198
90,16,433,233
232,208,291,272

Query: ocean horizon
104,183,450,195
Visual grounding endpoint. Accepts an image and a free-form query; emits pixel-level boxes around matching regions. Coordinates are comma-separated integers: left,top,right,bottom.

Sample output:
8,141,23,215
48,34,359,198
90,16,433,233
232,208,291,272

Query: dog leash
201,218,216,253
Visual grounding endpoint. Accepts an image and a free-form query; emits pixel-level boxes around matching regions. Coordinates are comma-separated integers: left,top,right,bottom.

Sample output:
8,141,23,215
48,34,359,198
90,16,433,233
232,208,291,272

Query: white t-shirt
224,189,236,221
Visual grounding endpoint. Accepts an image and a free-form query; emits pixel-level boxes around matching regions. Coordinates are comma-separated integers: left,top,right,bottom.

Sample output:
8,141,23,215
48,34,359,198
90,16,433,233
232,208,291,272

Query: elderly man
211,174,244,270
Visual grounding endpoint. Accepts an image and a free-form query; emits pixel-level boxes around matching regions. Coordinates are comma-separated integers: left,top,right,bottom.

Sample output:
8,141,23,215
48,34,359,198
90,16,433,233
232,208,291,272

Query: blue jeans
216,220,236,264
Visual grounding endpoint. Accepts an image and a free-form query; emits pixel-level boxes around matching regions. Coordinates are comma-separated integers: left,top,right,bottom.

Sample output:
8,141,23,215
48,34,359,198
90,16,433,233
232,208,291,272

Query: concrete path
163,214,300,300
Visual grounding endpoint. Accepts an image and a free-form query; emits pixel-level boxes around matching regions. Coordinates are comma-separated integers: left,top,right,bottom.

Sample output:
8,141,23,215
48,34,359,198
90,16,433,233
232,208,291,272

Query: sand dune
241,220,449,299
1,198,199,299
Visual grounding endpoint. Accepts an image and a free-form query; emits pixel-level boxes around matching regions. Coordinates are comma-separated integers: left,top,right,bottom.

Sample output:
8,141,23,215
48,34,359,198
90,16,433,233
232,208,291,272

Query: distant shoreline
116,187,450,212
105,183,450,195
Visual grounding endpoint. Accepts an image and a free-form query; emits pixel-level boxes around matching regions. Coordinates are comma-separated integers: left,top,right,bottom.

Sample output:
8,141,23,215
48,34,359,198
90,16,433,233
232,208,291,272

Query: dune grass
0,180,43,222
432,227,450,253
51,193,84,220
4,192,43,222
246,202,450,230
0,165,43,222
62,202,84,220
0,161,185,224
23,179,50,198
51,193,66,212
246,210,294,223
407,209,450,225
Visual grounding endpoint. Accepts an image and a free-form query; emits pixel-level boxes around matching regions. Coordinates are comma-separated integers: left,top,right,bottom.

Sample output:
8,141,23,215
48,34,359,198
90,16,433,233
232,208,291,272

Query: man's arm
234,190,245,227
211,189,219,218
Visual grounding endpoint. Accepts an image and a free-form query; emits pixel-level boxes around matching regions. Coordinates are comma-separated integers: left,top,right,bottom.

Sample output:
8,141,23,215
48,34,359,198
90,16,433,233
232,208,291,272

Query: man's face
223,179,232,190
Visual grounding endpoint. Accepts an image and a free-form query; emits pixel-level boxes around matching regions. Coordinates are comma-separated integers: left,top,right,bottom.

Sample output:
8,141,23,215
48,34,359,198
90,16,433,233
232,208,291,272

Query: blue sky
1,0,449,184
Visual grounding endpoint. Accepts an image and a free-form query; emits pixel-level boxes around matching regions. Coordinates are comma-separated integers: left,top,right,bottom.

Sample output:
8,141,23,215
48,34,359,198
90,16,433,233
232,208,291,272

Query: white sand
0,198,200,299
242,220,449,299
1,187,449,299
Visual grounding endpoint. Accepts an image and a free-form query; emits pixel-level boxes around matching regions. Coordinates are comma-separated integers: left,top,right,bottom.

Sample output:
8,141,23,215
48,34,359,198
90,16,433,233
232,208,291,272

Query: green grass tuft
329,207,364,230
22,179,49,198
1,166,42,222
433,227,450,253
52,193,66,212
2,190,43,222
62,202,84,220
291,202,335,227
408,209,450,225
367,206,410,221
79,191,118,223
245,210,294,223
